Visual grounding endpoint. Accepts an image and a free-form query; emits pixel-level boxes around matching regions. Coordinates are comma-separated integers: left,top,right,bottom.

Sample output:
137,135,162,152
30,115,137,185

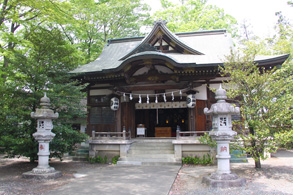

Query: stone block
22,170,62,180
202,172,246,188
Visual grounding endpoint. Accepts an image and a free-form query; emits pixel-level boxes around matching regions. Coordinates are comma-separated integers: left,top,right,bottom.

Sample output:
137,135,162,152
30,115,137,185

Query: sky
208,0,293,38
145,0,293,38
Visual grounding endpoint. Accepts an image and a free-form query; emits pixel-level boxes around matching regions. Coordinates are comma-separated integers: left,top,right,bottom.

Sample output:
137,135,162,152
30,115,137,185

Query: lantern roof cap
215,84,227,101
31,93,59,119
40,93,50,108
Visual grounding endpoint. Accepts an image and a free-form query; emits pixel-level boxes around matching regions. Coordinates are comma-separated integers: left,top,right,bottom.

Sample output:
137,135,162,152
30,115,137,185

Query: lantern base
22,167,62,180
202,172,246,188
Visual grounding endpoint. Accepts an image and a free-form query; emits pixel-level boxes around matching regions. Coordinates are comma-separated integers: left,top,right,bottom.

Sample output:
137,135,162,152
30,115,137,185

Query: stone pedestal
22,168,62,180
202,172,246,188
202,135,246,187
202,85,246,187
22,93,61,179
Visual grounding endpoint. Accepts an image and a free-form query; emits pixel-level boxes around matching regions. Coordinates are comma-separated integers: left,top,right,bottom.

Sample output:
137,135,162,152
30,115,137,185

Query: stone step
117,161,143,165
131,142,173,145
141,161,181,166
129,145,173,150
74,148,89,154
71,149,89,155
71,151,89,161
72,156,88,161
125,154,175,158
117,161,181,166
117,139,178,166
79,149,89,152
128,149,174,154
70,142,89,162
119,157,177,162
134,139,174,143
131,145,173,149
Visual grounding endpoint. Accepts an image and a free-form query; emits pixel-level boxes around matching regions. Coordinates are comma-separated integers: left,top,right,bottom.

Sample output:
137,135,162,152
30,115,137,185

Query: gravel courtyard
169,149,293,195
0,149,292,195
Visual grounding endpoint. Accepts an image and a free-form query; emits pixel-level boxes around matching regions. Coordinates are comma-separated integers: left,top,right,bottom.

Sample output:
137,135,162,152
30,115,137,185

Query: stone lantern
202,85,246,187
23,93,62,179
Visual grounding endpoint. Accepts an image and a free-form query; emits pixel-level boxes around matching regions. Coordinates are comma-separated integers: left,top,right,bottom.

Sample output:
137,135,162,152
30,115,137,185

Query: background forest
0,0,292,162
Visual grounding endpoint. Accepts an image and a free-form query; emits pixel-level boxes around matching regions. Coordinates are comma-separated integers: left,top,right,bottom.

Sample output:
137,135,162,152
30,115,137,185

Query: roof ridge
118,20,204,60
107,30,227,44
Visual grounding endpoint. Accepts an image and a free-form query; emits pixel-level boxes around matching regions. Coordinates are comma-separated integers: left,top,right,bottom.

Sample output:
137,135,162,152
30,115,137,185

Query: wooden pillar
121,101,136,137
188,108,196,131
86,87,91,136
206,81,211,109
116,101,121,132
206,81,212,131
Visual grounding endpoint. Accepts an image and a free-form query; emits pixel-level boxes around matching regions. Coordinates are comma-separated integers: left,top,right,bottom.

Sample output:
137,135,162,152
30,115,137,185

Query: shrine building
71,20,289,139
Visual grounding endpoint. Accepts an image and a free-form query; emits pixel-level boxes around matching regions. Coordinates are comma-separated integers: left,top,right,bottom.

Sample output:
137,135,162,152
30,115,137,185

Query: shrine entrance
135,108,188,137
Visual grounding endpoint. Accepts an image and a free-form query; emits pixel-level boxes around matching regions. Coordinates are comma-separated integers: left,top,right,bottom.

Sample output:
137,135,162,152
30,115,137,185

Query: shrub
88,155,108,164
112,155,120,165
182,154,213,165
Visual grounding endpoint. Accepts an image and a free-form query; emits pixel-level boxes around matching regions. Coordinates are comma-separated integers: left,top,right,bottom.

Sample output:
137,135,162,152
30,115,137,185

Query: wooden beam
119,83,188,91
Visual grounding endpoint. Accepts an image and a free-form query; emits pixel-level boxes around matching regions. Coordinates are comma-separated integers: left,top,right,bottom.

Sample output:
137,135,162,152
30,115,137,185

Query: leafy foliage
59,0,151,63
182,154,213,165
88,155,109,164
153,0,238,36
0,0,152,161
0,1,88,161
50,125,88,160
111,155,120,165
221,51,293,168
198,133,217,148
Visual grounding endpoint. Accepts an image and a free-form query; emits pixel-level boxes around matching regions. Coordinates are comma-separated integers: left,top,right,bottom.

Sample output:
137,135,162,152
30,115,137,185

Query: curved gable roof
70,20,289,75
119,20,204,61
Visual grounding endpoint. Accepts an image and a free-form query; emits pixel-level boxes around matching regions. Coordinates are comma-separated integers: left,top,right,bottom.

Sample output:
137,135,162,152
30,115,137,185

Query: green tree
233,8,293,164
153,0,238,36
0,24,87,161
221,51,292,168
0,0,72,81
0,0,152,161
269,12,293,56
59,0,151,63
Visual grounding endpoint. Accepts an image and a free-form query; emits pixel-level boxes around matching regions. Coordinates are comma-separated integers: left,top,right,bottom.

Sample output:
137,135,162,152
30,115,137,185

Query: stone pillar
23,93,62,179
202,85,246,187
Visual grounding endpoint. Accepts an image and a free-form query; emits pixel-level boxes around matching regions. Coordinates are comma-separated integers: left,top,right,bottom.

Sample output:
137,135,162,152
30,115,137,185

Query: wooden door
195,100,206,131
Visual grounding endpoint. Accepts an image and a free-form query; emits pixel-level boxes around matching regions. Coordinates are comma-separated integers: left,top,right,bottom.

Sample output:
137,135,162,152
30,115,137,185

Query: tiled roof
70,22,288,74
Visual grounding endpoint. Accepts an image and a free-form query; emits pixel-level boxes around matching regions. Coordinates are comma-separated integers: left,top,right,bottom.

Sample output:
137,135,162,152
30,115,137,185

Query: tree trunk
255,158,261,168
251,140,262,168
249,124,262,168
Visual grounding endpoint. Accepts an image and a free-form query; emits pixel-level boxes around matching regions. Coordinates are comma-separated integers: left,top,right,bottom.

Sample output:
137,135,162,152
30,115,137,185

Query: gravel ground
0,149,293,195
0,156,103,195
169,149,293,195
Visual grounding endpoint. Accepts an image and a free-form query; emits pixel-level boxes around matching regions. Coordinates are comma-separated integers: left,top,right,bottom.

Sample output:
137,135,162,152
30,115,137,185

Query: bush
198,133,217,148
88,155,108,164
182,154,213,165
112,156,120,165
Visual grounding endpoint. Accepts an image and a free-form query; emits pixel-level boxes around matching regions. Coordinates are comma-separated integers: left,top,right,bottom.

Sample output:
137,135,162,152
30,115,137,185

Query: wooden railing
176,130,209,139
92,128,131,140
